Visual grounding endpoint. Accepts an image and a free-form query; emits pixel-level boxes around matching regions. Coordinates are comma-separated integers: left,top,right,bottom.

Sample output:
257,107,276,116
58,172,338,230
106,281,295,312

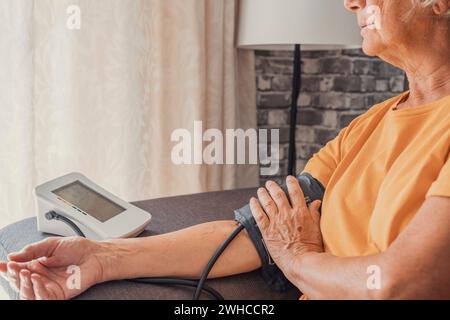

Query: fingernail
31,274,40,284
7,267,16,277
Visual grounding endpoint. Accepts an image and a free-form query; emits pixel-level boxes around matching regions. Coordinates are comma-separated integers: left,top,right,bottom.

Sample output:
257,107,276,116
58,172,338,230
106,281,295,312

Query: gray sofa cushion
0,188,300,300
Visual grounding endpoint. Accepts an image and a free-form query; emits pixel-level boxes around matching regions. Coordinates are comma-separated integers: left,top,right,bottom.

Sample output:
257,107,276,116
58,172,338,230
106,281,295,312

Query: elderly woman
1,0,449,300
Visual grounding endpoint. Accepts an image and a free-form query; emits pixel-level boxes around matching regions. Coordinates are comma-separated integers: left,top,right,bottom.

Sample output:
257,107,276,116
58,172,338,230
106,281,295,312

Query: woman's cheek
361,30,385,56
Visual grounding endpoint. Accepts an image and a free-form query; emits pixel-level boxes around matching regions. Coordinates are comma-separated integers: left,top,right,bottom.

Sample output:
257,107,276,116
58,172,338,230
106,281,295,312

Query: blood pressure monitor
35,173,152,240
32,171,325,299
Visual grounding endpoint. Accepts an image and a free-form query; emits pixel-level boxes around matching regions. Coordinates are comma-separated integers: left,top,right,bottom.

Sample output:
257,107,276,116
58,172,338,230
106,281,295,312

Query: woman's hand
250,176,324,274
0,237,105,300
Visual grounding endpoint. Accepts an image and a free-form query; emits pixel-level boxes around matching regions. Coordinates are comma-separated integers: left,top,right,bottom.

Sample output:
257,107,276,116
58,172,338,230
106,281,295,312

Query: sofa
0,188,300,300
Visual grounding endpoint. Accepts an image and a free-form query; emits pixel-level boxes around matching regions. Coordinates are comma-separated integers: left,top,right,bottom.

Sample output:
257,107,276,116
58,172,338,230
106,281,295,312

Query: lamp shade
237,0,362,50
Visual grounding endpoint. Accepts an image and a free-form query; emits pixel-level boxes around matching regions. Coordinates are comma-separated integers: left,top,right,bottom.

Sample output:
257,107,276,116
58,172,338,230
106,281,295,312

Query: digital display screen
52,181,125,223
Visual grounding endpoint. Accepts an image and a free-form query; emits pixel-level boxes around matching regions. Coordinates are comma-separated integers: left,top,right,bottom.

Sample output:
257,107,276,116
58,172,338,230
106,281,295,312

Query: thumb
37,256,65,268
8,238,59,263
310,200,322,212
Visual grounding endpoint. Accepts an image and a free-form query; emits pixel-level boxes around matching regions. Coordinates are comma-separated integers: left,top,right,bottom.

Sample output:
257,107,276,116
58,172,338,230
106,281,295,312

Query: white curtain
0,0,258,229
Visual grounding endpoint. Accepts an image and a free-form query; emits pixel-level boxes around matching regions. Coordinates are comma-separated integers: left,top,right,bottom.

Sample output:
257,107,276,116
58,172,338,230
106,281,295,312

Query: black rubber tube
193,224,245,300
45,211,86,238
45,210,232,300
128,278,224,300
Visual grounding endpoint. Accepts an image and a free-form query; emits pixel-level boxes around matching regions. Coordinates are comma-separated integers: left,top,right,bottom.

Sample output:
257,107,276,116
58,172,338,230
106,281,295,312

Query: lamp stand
288,44,302,176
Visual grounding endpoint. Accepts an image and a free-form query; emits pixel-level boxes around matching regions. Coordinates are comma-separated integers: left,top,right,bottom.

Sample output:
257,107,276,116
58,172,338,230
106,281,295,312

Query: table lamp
237,0,362,175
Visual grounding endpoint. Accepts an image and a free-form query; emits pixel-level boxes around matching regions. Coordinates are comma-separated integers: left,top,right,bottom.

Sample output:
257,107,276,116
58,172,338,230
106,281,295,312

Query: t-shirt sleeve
426,153,450,198
302,127,348,188
301,102,387,188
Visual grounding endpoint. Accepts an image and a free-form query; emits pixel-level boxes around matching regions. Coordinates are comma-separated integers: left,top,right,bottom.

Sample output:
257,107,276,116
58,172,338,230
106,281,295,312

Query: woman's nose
344,0,367,12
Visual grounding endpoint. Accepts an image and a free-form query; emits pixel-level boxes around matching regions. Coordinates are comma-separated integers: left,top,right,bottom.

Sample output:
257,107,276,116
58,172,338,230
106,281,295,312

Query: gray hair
413,0,450,16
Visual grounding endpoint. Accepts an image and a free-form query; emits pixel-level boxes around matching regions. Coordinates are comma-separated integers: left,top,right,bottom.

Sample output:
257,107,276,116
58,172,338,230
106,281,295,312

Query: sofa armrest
0,188,300,300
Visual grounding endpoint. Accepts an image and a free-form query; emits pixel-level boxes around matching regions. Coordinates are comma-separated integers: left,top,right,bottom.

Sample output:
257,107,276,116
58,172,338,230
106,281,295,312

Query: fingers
19,269,35,300
250,197,270,230
35,274,62,300
286,176,306,210
5,261,39,293
6,261,21,292
308,200,322,225
31,274,51,300
0,261,6,275
10,260,48,278
265,180,290,210
0,261,8,284
257,187,278,217
18,271,57,300
8,237,58,263
2,256,60,300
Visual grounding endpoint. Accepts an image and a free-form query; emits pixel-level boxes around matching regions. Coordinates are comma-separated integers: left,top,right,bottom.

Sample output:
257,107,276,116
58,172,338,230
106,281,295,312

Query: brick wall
256,49,405,184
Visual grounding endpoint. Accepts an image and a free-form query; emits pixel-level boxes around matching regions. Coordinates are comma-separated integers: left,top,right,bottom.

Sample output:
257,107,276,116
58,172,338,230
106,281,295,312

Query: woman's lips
360,24,375,36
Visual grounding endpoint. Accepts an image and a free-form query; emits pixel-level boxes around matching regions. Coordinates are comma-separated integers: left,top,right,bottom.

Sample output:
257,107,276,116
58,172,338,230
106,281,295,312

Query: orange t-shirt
303,92,450,256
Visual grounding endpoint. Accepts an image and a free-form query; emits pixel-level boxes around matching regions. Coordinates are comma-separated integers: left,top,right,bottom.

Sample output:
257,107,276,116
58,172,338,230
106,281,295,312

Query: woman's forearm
285,252,388,300
96,220,261,282
284,197,450,300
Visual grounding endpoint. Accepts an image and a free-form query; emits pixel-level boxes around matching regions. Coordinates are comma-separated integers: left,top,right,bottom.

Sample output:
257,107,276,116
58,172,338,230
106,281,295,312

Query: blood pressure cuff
234,173,325,292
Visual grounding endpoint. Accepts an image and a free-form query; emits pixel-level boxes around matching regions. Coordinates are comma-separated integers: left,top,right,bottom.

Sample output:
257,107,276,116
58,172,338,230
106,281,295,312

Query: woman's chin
361,40,383,57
